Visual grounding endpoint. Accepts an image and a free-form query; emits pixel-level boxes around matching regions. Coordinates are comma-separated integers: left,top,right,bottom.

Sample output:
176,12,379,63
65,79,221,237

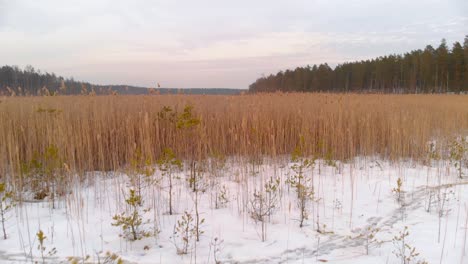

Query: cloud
0,0,466,88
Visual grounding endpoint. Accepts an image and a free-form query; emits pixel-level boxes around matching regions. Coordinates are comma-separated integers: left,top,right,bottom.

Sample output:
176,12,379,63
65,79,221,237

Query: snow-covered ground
1,157,467,264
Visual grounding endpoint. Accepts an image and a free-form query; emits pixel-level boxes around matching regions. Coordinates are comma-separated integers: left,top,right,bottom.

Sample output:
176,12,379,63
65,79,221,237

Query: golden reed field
0,93,467,185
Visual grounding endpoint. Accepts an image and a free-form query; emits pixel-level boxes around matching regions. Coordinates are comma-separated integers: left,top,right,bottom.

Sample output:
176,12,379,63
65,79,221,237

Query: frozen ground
0,157,467,264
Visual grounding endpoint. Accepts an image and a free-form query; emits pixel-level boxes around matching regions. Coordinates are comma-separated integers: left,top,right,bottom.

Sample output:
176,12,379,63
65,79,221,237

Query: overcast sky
0,0,467,89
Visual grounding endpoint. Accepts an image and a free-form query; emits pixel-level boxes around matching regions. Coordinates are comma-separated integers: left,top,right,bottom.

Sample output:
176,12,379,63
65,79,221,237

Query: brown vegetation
0,93,467,187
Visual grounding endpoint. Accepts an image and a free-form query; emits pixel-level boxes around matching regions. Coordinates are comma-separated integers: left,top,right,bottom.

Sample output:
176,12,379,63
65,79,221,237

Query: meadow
0,93,467,263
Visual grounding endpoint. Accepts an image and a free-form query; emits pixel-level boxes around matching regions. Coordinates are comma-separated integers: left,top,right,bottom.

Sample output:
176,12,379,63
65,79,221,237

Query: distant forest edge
249,36,468,94
0,65,242,96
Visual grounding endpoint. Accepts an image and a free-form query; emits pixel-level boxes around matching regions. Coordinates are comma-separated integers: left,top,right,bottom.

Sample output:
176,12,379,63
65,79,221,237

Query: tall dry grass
0,93,467,186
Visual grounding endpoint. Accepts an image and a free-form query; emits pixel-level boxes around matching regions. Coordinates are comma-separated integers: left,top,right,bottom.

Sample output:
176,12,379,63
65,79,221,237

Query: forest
0,65,240,96
249,37,468,93
0,65,146,96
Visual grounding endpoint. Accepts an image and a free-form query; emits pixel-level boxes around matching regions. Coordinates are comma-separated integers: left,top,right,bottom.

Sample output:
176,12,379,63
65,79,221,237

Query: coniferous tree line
0,65,117,96
0,65,241,96
249,37,468,94
0,65,171,96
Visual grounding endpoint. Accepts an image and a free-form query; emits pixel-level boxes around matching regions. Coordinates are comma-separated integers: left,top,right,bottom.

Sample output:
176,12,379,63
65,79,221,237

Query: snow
1,157,467,264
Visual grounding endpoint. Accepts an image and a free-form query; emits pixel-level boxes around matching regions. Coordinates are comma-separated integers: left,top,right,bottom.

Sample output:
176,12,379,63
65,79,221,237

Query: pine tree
451,42,465,93
463,35,468,93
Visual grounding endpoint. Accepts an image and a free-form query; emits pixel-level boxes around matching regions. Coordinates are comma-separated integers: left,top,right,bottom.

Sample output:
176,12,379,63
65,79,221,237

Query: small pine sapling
392,226,428,264
210,237,224,264
36,229,57,264
264,176,280,220
41,145,64,208
287,143,316,228
214,185,229,209
21,145,66,208
157,106,177,122
176,105,201,130
187,161,208,194
392,178,404,204
173,211,200,255
89,251,124,264
66,256,85,264
249,178,279,242
324,150,337,169
426,142,440,166
129,148,156,197
297,182,315,228
157,105,201,192
67,252,123,264
249,190,271,242
157,148,182,215
287,144,314,199
100,251,124,264
37,229,46,264
359,225,381,255
449,137,467,179
0,182,15,239
190,163,208,242
176,105,201,192
112,189,150,241
207,153,229,209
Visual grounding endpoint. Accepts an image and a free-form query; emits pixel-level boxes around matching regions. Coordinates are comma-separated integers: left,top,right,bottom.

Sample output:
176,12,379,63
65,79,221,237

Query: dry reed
0,93,467,186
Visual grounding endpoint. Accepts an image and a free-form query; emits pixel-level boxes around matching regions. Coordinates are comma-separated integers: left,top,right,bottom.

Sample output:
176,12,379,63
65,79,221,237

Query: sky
0,0,467,89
